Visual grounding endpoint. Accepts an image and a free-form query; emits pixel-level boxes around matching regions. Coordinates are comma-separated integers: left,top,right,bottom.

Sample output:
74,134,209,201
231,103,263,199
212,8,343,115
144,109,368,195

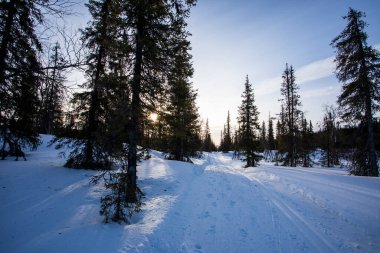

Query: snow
1,136,380,253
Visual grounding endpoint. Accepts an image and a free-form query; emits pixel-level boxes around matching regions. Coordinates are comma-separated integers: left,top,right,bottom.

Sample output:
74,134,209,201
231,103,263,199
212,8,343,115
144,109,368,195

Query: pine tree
267,113,275,150
58,0,125,169
232,126,242,159
0,0,44,157
319,106,339,167
220,111,232,152
260,121,267,151
164,37,201,161
299,113,312,167
38,42,66,135
219,128,224,151
202,119,216,152
125,0,197,197
237,75,261,167
331,8,379,176
278,64,302,167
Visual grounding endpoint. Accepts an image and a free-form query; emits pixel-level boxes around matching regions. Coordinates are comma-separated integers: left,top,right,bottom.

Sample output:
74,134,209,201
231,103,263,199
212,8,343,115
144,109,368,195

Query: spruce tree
202,119,216,152
267,113,275,150
278,64,302,167
0,0,44,156
220,111,232,152
331,8,379,176
299,113,312,167
260,121,267,151
58,0,125,169
125,0,196,197
320,106,339,167
39,42,66,135
237,75,260,167
164,38,201,161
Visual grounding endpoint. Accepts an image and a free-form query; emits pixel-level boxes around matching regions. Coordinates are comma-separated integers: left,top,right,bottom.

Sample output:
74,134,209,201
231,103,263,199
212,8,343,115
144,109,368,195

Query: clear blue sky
187,0,380,143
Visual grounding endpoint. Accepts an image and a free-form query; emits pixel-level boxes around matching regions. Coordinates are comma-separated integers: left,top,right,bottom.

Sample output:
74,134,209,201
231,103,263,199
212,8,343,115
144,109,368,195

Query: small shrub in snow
92,168,144,224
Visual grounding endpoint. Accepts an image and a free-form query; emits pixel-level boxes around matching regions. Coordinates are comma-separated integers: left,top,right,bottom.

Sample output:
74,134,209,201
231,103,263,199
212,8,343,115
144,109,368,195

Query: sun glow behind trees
149,113,158,123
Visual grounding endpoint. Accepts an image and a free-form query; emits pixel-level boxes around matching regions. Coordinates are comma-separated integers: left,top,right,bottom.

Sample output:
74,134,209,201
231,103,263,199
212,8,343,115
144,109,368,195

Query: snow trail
1,141,380,253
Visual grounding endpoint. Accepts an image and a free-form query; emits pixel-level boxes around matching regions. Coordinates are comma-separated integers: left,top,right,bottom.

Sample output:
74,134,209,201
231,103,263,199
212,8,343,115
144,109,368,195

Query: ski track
1,140,380,253
124,152,380,253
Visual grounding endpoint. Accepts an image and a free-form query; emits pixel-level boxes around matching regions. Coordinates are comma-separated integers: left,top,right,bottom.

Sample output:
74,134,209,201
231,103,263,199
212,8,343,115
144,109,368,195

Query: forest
0,0,379,225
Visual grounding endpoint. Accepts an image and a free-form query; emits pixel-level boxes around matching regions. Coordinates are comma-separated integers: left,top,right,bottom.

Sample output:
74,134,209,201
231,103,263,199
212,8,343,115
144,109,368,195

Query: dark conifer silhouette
164,37,201,161
38,42,66,135
0,0,45,157
278,64,302,167
237,75,260,167
319,106,340,167
220,111,233,152
267,113,275,150
331,8,379,176
202,119,217,152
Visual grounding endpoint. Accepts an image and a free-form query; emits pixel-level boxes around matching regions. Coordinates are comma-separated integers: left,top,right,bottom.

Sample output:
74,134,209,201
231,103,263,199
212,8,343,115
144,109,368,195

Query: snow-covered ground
1,135,380,253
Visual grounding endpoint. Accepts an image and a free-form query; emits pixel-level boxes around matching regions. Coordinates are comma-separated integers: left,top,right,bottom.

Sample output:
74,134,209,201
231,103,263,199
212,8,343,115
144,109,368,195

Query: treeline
218,8,380,177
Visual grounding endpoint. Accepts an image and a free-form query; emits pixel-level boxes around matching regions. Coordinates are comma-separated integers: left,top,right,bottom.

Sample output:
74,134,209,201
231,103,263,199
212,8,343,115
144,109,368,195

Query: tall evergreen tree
319,106,340,167
0,0,45,156
220,110,232,152
202,119,216,152
260,121,267,151
125,0,196,197
267,113,275,150
38,42,66,135
237,75,260,167
331,8,379,176
164,37,201,161
59,0,125,169
278,64,302,167
298,113,312,167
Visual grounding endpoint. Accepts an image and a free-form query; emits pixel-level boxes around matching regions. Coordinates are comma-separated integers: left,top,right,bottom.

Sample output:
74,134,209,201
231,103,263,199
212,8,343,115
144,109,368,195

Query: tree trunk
354,14,378,177
127,11,144,194
84,0,110,166
365,88,378,176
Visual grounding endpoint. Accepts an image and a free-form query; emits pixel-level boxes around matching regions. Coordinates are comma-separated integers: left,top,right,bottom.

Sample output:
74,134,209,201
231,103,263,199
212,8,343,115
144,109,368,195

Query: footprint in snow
195,244,202,252
208,225,216,234
199,211,210,219
240,228,248,237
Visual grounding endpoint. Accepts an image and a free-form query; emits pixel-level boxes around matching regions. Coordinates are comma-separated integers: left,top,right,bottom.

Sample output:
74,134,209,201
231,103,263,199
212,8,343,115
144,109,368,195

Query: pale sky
64,1,380,144
187,0,380,144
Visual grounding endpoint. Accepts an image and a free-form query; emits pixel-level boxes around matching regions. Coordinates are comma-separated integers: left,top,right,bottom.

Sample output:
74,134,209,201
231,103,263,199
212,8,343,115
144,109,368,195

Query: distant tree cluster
225,8,379,176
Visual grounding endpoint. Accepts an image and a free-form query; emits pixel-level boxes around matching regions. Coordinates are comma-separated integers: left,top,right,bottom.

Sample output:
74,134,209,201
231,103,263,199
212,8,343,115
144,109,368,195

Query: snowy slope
1,136,380,253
